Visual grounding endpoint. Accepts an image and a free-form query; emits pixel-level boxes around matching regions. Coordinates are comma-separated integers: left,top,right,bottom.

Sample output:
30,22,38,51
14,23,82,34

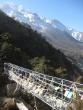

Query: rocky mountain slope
0,10,83,82
1,4,83,70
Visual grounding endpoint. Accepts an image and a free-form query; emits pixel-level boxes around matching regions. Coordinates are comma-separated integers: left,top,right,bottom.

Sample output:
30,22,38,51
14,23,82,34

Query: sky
0,0,83,31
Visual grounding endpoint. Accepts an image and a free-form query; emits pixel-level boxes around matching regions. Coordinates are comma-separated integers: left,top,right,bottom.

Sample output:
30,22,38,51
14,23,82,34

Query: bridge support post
61,79,64,100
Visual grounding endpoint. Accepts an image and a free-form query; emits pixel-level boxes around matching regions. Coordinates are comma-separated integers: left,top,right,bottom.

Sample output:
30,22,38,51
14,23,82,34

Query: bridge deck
4,63,83,110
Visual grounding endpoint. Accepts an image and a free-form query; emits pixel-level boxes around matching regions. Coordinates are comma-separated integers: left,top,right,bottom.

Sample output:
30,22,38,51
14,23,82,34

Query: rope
13,83,20,95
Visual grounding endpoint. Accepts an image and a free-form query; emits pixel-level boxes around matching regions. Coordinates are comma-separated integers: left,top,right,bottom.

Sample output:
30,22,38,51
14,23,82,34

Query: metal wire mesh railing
4,63,83,110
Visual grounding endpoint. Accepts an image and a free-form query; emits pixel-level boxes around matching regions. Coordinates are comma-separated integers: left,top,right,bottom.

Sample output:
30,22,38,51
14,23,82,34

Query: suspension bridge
4,63,83,110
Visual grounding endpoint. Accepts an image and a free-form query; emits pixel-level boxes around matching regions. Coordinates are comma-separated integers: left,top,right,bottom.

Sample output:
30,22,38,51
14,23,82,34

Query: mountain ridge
1,4,83,71
0,10,83,82
0,3,83,42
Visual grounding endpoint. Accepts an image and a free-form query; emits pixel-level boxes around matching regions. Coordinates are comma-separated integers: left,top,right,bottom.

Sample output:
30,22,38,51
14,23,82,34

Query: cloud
0,3,26,19
0,2,24,13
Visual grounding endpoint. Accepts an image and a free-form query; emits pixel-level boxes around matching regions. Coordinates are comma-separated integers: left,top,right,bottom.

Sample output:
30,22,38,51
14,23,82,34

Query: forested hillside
0,10,82,82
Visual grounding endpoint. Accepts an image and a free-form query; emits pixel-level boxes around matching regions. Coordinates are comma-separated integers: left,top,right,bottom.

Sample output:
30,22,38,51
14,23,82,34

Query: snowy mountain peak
0,3,83,42
0,3,66,29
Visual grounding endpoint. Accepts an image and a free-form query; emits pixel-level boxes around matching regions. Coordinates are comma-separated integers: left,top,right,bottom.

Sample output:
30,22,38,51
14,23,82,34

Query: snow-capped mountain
67,27,83,42
0,3,83,42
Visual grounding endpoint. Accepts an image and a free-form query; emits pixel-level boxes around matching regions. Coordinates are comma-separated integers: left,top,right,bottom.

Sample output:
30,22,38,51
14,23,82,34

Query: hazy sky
0,0,83,31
